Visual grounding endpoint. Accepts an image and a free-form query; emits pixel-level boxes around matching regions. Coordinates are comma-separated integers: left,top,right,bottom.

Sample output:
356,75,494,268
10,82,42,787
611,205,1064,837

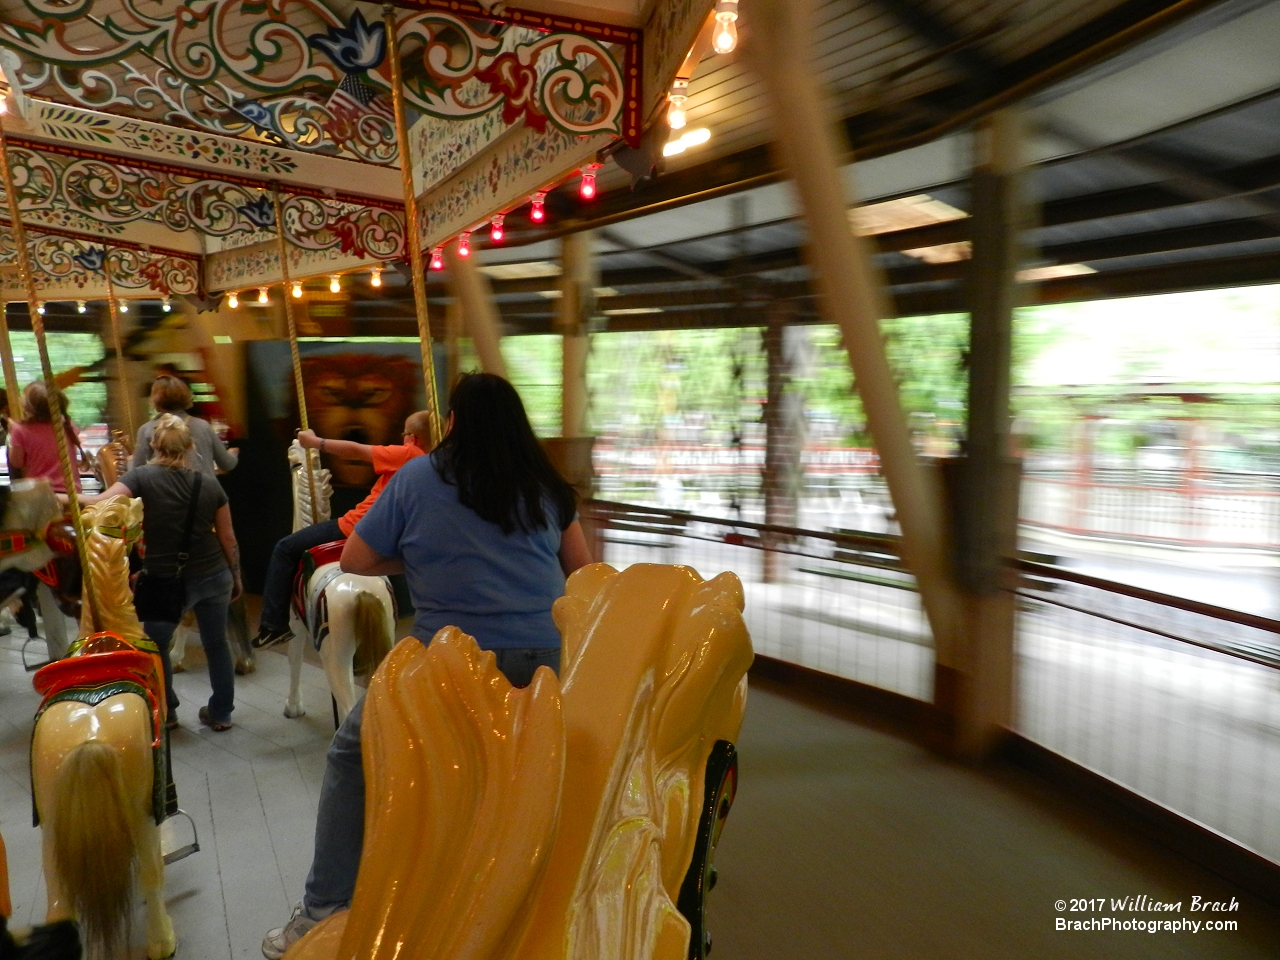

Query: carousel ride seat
290,541,352,645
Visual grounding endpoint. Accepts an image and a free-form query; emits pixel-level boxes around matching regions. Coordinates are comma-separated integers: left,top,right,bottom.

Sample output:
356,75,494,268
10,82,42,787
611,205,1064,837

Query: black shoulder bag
134,471,203,624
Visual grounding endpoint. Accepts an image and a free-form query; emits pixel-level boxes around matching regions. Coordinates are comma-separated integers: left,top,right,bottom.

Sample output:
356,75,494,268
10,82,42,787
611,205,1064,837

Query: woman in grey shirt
133,375,238,478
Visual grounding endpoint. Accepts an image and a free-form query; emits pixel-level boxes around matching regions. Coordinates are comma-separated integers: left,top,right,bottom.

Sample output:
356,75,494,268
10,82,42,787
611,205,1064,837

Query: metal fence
583,500,931,700
585,499,1280,867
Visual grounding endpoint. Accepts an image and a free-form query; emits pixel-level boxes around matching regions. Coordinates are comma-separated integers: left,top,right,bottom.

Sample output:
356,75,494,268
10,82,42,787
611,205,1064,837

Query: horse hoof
173,662,186,674
235,657,256,675
147,936,177,959
284,704,305,719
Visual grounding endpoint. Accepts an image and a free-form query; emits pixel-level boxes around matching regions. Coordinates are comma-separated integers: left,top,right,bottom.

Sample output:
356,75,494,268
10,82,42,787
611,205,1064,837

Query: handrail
1014,559,1280,634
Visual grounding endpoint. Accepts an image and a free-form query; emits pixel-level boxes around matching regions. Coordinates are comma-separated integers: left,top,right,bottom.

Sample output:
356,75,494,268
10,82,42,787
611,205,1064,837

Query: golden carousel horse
289,562,753,960
94,429,134,490
30,496,177,960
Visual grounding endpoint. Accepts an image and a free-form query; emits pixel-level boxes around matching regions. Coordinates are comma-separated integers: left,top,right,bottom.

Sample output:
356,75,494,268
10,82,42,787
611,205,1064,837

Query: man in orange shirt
250,411,432,649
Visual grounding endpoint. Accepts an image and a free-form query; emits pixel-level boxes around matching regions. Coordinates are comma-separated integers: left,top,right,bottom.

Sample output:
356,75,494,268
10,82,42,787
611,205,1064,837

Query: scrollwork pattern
0,231,199,294
0,1,626,161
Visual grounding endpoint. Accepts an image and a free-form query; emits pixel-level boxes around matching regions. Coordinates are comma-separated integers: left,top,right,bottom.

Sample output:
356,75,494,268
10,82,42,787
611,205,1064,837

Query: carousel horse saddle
31,633,172,825
291,541,348,649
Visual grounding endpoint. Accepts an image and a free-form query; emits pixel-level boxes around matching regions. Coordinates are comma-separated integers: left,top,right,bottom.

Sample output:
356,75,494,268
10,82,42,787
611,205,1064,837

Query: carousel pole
0,104,102,631
383,4,442,446
0,304,20,418
270,190,321,524
103,248,136,440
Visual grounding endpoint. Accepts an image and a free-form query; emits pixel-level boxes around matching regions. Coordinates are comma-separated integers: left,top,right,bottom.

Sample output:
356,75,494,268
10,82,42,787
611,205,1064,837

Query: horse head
290,562,753,960
77,496,145,643
288,440,333,531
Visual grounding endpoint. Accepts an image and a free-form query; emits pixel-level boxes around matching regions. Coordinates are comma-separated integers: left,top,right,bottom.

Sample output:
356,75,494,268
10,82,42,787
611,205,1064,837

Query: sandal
198,706,232,732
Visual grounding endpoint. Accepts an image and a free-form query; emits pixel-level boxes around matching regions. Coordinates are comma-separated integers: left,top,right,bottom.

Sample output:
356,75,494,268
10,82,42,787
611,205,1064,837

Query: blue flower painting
71,246,105,272
308,10,386,75
238,194,276,228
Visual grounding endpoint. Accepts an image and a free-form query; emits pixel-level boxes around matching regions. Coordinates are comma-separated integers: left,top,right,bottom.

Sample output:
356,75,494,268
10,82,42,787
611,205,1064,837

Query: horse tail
52,741,138,959
352,589,393,677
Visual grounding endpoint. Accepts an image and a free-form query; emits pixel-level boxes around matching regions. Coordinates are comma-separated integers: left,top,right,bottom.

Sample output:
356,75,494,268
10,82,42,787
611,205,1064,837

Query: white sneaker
261,902,319,960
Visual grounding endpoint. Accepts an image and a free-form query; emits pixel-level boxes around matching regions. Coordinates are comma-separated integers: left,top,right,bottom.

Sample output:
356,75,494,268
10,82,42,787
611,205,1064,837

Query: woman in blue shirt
263,373,591,958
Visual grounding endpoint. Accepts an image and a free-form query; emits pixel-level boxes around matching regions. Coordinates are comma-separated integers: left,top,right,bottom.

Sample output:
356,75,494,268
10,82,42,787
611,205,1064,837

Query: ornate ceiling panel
0,221,200,295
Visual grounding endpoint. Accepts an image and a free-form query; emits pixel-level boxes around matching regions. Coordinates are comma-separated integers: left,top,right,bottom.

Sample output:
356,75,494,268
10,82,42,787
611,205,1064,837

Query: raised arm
340,531,404,576
298,429,374,463
214,503,243,601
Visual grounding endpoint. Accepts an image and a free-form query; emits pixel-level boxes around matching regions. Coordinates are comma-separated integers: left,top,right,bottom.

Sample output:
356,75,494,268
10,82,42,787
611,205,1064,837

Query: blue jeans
303,645,560,915
258,520,345,633
147,567,236,725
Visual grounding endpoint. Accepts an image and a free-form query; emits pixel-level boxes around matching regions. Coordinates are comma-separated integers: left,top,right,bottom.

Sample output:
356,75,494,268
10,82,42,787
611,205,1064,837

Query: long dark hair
434,373,576,534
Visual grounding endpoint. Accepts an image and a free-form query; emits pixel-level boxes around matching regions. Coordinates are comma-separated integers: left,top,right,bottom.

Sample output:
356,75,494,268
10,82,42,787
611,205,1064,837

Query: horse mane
79,497,146,643
333,632,563,960
288,441,333,531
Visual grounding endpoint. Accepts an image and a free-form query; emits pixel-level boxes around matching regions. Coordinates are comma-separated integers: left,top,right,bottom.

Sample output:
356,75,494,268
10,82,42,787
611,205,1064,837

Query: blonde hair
150,413,192,468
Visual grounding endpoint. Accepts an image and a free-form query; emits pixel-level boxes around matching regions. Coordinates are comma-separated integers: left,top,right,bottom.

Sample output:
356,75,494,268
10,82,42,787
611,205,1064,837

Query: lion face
300,355,419,487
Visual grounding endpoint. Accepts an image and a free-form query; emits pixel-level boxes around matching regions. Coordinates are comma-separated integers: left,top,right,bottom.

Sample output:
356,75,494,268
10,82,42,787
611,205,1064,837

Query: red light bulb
457,231,471,258
579,163,601,200
491,214,505,243
430,247,444,270
530,191,546,223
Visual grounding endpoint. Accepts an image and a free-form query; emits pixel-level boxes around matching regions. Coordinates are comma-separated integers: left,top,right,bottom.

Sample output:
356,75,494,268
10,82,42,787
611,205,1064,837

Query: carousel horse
94,429,133,490
289,561,753,960
284,441,394,723
30,496,176,960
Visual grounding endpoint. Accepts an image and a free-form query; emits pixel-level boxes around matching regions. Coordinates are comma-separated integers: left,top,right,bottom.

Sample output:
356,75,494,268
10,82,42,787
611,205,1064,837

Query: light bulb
713,0,739,54
228,292,239,309
457,232,471,258
430,247,444,270
370,267,382,287
119,301,129,313
329,275,341,293
579,163,601,200
291,280,303,298
162,298,172,313
530,191,546,224
667,79,688,130
490,215,505,243
258,286,269,304
35,303,44,315
76,301,86,314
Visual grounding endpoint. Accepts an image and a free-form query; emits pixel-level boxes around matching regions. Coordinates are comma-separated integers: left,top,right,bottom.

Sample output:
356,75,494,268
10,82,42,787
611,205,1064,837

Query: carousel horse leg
138,817,176,959
285,628,307,719
228,595,256,675
319,594,359,726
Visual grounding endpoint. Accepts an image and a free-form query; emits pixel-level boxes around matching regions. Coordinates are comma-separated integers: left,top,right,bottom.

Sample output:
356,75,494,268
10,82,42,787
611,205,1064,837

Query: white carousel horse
29,496,176,960
289,561,754,960
284,441,394,723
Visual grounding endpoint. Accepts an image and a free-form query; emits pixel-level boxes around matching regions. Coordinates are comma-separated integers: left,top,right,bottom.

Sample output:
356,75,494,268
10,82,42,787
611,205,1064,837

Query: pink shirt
9,420,83,493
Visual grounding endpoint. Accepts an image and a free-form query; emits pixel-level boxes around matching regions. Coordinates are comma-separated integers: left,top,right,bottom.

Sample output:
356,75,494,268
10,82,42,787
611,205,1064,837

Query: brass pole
0,109,101,632
0,303,21,418
103,248,136,440
271,190,321,524
383,3,442,446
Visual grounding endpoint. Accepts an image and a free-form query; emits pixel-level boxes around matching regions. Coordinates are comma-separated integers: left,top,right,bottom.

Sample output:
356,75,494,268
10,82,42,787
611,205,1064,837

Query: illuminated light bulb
490,214,505,243
457,231,471,258
0,97,7,115
713,0,739,54
119,301,129,313
667,78,688,130
291,280,303,298
329,274,341,293
258,286,269,304
579,163,601,200
76,300,86,314
35,302,44,315
228,292,239,309
162,297,172,313
530,191,546,224
370,266,382,287
663,127,712,157
430,247,444,270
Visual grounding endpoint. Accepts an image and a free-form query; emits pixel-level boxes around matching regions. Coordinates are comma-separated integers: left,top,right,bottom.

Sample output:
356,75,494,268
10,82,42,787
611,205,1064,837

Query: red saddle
291,540,347,621
34,633,166,747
